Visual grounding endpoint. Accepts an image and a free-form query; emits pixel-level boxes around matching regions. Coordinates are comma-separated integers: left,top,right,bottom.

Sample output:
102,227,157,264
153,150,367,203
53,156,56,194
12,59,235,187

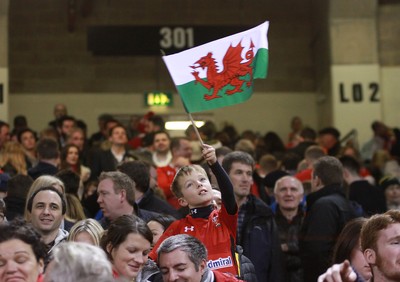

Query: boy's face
178,170,213,208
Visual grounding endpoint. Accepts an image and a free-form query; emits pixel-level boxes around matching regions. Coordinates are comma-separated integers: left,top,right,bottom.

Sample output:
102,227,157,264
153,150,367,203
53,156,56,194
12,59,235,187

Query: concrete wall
379,3,400,65
5,0,400,146
0,0,8,121
378,4,400,131
8,0,314,93
381,67,400,127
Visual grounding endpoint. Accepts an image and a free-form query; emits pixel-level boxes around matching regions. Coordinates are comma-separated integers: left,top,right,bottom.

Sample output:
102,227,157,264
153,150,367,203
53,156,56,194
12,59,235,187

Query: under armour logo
184,226,195,232
191,209,197,214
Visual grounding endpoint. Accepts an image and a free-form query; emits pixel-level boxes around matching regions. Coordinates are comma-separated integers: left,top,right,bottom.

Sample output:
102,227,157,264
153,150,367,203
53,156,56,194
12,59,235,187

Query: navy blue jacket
28,161,58,180
237,195,284,282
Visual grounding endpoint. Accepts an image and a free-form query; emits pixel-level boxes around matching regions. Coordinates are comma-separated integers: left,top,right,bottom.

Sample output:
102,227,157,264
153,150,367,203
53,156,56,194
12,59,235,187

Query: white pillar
329,0,380,145
0,0,9,122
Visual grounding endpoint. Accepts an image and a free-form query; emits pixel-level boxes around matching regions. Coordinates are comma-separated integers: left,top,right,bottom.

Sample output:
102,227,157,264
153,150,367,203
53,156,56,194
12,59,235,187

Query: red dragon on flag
190,40,255,101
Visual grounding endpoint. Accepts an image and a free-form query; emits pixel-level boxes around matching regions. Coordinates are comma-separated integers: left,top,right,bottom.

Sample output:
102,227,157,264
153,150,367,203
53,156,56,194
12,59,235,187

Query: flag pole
188,113,204,146
160,49,205,147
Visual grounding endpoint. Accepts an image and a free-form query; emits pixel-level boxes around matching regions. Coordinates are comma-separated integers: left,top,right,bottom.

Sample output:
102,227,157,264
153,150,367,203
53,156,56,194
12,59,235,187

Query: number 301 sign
160,27,194,49
88,25,250,56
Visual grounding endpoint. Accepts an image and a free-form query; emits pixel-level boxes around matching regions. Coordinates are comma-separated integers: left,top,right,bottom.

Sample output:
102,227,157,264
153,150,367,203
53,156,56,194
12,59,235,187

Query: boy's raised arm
202,144,237,215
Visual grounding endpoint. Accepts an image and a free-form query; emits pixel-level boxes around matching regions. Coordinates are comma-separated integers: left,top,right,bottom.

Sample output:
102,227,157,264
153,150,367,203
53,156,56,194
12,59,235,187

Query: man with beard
152,130,172,168
361,210,400,282
318,210,400,282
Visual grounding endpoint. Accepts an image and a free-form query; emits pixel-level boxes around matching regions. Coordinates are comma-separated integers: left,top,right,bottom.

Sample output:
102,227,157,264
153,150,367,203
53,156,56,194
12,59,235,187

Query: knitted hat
379,176,400,191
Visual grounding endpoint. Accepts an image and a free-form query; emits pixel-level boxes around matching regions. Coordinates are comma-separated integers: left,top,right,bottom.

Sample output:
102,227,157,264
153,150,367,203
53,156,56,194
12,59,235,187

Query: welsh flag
163,21,269,113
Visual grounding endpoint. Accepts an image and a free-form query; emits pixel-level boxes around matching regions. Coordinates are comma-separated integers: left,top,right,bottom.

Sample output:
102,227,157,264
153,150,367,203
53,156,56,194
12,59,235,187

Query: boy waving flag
163,21,269,113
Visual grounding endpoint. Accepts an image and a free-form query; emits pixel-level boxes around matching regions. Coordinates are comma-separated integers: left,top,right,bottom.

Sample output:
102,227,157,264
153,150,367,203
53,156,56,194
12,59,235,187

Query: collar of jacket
306,183,345,212
241,194,273,217
190,205,214,219
137,187,153,206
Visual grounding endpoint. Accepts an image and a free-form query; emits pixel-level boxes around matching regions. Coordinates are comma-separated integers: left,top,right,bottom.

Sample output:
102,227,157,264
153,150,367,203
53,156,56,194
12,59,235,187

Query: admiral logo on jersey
207,256,234,270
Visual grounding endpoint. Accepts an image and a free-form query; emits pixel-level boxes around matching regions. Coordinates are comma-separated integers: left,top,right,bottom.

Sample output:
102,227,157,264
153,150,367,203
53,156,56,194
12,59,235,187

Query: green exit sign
145,92,173,107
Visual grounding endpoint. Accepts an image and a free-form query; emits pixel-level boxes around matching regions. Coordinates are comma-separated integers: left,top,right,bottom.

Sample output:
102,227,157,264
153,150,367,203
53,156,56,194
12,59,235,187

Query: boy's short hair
171,165,207,199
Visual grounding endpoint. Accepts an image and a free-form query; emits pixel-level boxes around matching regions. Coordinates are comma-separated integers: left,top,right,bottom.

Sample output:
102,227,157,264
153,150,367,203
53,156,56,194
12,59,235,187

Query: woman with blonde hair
0,141,28,176
67,218,104,246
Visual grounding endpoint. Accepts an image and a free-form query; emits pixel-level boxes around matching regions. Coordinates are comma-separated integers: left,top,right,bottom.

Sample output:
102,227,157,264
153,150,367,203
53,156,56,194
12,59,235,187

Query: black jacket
236,245,258,282
274,207,304,282
237,195,284,282
4,196,25,221
349,180,387,215
89,149,135,180
99,203,159,229
138,188,180,219
300,184,357,282
28,161,58,180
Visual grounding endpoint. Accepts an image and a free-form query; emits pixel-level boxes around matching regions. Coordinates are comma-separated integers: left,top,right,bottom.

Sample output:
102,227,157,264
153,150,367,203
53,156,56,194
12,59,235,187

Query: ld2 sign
339,82,379,103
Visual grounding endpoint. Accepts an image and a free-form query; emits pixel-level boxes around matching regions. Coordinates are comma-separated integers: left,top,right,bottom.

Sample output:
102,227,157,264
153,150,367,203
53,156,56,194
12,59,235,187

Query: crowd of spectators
1,105,400,282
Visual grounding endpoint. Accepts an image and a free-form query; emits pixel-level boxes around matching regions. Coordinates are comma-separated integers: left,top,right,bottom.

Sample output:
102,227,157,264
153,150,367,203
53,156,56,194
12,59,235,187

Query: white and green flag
163,21,269,113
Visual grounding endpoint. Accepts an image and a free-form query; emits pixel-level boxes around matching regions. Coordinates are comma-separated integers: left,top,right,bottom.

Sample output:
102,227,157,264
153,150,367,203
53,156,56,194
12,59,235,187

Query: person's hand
317,260,357,282
202,144,217,165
